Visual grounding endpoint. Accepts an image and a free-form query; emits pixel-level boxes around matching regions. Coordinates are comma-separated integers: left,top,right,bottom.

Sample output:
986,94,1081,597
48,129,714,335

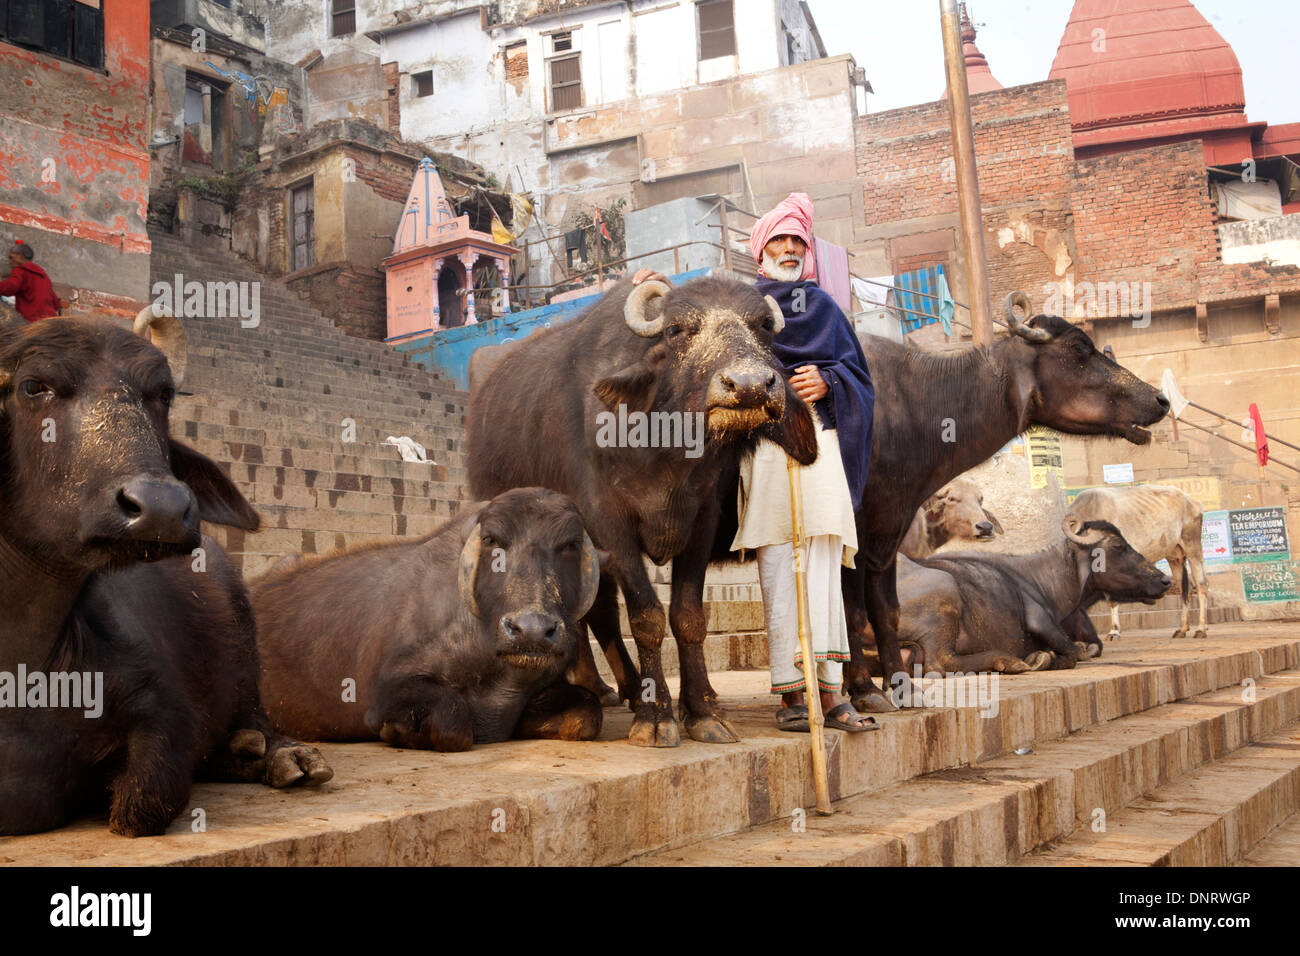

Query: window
549,54,582,112
0,0,105,70
330,0,356,38
291,183,315,272
697,0,736,61
413,70,433,97
552,31,572,53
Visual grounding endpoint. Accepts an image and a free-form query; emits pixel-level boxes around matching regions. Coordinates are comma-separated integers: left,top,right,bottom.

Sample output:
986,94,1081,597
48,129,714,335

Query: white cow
899,477,1003,559
1066,485,1208,639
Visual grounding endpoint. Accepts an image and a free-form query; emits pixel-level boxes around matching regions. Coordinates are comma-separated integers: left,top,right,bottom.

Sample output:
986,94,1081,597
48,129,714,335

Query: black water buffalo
837,297,1171,711
253,488,608,750
0,316,331,837
469,276,817,747
892,516,1171,678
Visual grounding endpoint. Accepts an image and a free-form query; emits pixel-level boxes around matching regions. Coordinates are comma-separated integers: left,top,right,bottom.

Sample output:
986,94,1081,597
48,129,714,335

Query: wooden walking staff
786,455,833,816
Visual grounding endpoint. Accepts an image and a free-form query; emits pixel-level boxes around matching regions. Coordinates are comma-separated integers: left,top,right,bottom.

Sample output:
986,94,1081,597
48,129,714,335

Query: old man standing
732,192,877,732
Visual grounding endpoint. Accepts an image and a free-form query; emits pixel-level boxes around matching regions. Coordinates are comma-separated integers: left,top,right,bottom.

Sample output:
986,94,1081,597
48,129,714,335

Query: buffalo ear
984,508,1004,534
168,439,260,531
592,344,667,414
761,381,818,466
576,532,605,617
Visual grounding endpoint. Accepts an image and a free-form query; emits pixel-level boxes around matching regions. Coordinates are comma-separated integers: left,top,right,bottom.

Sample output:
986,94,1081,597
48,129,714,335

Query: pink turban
750,192,817,280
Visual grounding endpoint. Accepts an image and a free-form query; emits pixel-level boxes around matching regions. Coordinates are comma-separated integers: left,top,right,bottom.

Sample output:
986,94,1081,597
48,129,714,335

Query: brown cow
899,477,1003,559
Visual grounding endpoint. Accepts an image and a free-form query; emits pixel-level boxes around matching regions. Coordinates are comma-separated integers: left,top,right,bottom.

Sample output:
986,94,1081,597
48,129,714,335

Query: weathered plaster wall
0,0,151,308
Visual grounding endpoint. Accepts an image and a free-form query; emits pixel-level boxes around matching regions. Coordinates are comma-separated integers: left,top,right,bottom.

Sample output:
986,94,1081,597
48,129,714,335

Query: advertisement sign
1103,463,1134,484
1228,507,1290,563
1026,428,1063,490
1202,510,1233,570
1241,561,1300,603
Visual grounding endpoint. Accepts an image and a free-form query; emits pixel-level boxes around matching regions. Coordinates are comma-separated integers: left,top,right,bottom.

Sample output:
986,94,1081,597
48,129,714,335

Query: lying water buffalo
469,276,817,747
840,296,1171,710
253,488,608,750
899,476,1003,559
1067,484,1208,640
894,516,1171,677
0,315,331,837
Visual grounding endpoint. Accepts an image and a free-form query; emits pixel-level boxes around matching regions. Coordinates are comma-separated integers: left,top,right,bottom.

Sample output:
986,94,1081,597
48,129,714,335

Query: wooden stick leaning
787,455,833,816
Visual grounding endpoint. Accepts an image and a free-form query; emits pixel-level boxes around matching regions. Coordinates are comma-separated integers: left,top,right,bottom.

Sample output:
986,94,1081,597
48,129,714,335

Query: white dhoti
732,418,857,694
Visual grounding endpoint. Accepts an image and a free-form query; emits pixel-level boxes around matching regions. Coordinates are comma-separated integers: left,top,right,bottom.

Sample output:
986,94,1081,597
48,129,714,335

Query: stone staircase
149,232,471,579
5,621,1299,866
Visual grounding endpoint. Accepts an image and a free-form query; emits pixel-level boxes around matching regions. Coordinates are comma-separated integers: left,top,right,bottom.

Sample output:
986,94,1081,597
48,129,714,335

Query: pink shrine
383,157,516,342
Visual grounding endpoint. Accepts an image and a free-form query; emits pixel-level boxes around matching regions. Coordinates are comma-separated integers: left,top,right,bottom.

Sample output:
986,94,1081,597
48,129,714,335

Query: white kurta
731,416,859,568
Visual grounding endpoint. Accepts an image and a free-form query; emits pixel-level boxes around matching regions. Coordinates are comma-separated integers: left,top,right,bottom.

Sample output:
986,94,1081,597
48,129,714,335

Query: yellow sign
1026,427,1063,489
1155,475,1222,511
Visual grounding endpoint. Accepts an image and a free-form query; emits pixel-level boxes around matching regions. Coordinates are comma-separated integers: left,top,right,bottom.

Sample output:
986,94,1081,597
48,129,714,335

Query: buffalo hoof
1106,630,1120,641
999,658,1031,674
1171,628,1188,640
628,714,681,748
266,743,334,788
1192,629,1208,639
852,689,900,713
229,728,267,758
684,713,740,744
1077,641,1103,660
1025,651,1053,671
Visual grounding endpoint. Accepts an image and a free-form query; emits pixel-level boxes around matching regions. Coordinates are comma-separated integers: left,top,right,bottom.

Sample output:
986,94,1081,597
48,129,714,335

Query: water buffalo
1067,484,1208,640
253,488,608,750
468,276,817,747
839,296,1170,711
899,476,1003,559
893,516,1171,678
0,315,331,837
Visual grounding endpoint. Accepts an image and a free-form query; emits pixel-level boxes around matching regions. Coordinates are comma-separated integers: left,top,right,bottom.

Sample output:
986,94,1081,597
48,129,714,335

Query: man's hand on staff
790,364,828,403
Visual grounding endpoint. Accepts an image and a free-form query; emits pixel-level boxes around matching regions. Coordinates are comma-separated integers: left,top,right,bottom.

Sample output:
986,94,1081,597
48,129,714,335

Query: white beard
761,250,804,281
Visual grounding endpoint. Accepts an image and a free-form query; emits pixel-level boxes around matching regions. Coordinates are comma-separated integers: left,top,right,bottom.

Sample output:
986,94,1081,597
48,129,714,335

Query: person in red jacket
0,240,61,322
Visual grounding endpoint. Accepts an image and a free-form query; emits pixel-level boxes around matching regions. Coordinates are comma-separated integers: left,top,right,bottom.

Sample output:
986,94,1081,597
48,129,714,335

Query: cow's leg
671,517,738,744
843,562,894,710
583,576,640,706
611,542,679,748
1107,600,1121,640
109,723,196,837
948,650,1031,674
1187,551,1209,639
514,681,602,741
568,622,622,707
213,721,334,789
1061,607,1103,659
1168,552,1188,639
365,673,474,752
1023,602,1080,670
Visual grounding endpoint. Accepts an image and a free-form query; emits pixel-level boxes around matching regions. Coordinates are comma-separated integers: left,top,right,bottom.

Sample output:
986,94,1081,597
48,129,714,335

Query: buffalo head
0,315,257,572
1063,515,1171,604
592,277,817,465
457,488,607,676
1002,292,1169,444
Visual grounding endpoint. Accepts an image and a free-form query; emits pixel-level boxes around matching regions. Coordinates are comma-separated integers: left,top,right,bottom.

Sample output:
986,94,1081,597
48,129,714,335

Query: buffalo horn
763,295,786,335
458,530,484,619
1062,514,1104,546
577,532,602,617
624,280,670,337
133,306,189,389
1004,292,1052,344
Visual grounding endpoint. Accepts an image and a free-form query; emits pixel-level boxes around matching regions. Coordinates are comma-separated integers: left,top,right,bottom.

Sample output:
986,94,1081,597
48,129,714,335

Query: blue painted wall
392,268,710,391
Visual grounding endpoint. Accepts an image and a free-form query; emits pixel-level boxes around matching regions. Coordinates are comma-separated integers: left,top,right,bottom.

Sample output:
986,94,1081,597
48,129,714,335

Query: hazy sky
811,0,1297,128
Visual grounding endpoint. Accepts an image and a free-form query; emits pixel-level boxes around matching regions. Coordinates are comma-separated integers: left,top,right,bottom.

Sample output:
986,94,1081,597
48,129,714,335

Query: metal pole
786,456,833,816
940,0,993,348
719,201,731,272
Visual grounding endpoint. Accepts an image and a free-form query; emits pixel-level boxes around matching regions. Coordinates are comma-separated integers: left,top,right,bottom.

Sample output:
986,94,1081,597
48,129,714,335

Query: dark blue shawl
756,278,874,510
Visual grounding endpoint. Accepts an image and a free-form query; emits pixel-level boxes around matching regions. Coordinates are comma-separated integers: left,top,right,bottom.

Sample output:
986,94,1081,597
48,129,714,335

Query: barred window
549,54,582,112
1,0,105,70
331,0,356,38
697,0,736,61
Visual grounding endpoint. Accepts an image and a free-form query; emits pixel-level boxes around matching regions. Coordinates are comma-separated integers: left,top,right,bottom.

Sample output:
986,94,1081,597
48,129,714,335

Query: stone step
1239,809,1300,865
185,436,467,483
1017,720,1300,866
4,624,1294,865
184,361,467,413
175,409,465,452
629,668,1300,866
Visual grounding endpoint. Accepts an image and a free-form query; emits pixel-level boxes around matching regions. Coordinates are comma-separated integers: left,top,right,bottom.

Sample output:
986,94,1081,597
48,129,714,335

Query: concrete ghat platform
1,623,1297,867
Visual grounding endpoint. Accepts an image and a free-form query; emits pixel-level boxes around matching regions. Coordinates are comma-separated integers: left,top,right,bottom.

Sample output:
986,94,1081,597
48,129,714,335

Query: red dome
942,6,1003,99
1049,0,1252,157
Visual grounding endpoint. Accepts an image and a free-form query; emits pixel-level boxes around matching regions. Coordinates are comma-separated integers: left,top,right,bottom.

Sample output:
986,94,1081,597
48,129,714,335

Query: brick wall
286,264,388,340
855,80,1077,317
